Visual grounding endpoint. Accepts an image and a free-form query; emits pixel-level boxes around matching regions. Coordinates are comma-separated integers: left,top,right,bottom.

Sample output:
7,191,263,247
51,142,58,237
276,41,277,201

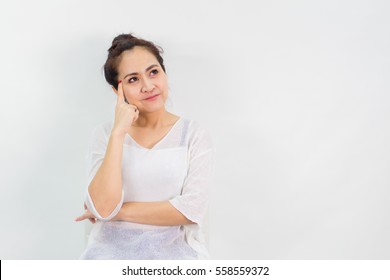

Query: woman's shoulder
182,118,213,148
184,118,210,136
90,120,114,140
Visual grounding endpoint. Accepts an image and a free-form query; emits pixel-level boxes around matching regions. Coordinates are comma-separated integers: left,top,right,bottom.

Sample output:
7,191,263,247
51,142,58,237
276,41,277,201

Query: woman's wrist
110,128,127,140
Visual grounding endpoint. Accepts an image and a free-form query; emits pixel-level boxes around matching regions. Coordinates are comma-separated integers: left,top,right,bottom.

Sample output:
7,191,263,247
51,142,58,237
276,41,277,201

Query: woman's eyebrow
123,64,159,80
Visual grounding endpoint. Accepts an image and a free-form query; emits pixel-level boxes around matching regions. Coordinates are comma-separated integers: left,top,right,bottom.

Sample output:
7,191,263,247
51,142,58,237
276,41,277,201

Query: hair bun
108,33,137,54
112,33,136,44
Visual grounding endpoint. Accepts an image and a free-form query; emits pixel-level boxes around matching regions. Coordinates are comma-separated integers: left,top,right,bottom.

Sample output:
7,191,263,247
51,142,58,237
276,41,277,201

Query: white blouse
80,118,214,259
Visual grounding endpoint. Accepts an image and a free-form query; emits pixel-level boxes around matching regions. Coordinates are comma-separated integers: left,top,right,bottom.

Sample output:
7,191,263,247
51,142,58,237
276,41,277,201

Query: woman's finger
133,109,139,122
74,214,87,222
117,80,125,104
75,210,95,222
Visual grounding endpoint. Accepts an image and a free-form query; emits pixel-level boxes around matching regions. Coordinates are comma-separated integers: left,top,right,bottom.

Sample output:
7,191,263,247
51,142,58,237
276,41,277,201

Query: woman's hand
74,203,97,224
113,81,139,136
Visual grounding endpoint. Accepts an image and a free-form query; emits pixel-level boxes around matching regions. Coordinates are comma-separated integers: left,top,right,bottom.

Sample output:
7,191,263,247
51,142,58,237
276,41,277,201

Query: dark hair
103,33,166,90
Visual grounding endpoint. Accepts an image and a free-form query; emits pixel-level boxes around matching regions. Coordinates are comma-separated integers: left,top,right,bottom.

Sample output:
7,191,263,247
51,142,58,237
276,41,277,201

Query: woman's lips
144,94,160,101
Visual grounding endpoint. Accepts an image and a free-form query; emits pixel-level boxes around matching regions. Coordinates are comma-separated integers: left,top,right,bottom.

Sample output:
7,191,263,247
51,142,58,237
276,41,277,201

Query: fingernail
118,80,122,84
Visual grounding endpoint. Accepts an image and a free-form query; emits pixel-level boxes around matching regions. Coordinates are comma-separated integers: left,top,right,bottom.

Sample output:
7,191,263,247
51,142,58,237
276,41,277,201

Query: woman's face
116,46,168,113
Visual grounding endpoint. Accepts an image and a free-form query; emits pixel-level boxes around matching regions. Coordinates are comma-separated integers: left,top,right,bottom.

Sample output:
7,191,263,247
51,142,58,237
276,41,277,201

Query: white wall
1,0,389,259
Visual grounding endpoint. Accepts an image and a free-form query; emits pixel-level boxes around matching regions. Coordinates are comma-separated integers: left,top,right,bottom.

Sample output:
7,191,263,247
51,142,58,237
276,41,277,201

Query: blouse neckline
125,118,182,150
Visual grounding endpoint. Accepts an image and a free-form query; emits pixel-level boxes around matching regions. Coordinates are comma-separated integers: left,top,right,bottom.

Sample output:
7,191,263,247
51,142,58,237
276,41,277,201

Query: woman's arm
87,131,125,218
113,201,195,226
75,201,194,225
87,82,139,219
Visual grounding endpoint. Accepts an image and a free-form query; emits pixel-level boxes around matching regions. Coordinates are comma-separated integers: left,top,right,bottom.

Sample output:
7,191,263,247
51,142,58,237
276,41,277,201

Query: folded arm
112,201,195,226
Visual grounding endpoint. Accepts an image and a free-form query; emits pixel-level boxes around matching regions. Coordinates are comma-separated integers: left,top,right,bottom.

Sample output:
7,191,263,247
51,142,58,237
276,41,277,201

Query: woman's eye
128,77,138,83
150,69,158,76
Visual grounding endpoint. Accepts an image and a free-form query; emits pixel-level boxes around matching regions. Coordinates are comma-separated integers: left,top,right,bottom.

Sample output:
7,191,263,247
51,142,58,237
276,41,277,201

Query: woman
75,33,214,260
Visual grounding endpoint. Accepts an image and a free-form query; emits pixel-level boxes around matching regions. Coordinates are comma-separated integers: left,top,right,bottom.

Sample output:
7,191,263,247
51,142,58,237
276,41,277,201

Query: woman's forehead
118,47,159,73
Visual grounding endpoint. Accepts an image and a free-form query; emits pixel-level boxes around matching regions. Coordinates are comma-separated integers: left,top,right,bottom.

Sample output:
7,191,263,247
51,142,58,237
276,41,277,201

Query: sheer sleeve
84,123,124,221
169,122,215,224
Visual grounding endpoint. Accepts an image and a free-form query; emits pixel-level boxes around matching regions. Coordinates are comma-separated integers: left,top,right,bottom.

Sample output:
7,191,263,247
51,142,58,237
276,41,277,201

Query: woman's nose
141,78,154,93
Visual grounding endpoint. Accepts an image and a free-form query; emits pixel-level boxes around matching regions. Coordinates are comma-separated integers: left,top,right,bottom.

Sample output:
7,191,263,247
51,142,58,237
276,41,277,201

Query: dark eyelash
127,69,157,83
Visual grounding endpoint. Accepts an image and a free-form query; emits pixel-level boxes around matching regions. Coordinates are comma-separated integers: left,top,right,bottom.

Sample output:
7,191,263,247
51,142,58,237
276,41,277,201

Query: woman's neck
133,110,178,129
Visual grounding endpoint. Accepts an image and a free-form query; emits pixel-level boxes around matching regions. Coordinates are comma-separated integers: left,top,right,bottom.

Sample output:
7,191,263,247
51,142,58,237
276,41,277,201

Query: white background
0,0,389,259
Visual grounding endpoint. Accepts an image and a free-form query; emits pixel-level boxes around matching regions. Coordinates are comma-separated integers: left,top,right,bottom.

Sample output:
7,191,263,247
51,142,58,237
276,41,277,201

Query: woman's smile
143,94,160,101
